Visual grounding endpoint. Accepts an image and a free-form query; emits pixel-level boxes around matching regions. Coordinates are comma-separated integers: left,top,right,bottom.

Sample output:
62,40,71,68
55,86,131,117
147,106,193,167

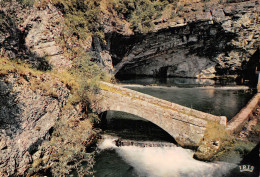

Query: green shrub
202,121,235,152
65,52,111,108
28,112,97,176
109,0,174,33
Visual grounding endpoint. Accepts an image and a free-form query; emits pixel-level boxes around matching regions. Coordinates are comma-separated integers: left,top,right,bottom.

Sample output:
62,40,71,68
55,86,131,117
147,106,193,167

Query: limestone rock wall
0,2,71,70
0,8,24,59
20,4,72,69
0,74,69,176
106,0,259,79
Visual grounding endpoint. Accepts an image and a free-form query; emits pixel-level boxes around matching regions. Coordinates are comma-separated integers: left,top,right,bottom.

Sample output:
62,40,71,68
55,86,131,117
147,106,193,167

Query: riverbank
193,92,259,166
219,92,260,159
212,103,260,176
227,93,260,133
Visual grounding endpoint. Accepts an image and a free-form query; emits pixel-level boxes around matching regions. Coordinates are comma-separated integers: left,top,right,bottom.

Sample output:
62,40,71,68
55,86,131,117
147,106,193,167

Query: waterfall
97,136,237,177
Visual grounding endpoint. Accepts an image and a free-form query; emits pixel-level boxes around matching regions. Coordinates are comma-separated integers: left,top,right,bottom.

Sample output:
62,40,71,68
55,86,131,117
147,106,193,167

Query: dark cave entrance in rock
106,21,244,80
239,48,260,87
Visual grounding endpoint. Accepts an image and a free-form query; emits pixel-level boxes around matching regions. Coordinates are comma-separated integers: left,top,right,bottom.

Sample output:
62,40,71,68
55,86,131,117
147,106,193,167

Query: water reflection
118,77,238,87
119,77,254,120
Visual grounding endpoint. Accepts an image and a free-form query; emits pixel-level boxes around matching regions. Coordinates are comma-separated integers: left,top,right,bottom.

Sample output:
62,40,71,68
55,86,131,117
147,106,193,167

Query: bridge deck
99,82,227,126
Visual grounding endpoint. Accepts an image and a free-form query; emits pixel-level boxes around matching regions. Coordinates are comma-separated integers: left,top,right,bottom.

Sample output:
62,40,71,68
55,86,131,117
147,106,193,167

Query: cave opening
106,21,244,81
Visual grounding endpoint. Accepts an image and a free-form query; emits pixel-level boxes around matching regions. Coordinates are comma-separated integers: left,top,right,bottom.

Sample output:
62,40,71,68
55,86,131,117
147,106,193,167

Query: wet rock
114,139,177,148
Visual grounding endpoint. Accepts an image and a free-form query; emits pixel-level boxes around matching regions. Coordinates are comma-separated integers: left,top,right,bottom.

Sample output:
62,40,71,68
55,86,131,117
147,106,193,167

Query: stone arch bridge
94,82,227,147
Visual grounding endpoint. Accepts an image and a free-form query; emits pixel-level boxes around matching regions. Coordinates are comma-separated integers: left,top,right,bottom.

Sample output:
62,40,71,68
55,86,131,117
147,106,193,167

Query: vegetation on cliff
107,0,176,33
19,0,175,33
0,0,259,176
0,6,109,175
0,0,112,175
0,52,111,175
27,110,99,176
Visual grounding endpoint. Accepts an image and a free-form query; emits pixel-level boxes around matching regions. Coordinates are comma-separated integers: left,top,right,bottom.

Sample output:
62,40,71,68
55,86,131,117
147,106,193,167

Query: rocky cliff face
3,1,258,80
103,0,259,79
0,3,81,176
0,2,71,70
0,73,69,175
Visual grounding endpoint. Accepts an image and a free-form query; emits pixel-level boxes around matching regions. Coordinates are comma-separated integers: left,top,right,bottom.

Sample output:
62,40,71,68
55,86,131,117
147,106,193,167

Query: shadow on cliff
0,80,23,138
185,22,239,60
0,10,51,71
106,21,243,79
240,48,260,87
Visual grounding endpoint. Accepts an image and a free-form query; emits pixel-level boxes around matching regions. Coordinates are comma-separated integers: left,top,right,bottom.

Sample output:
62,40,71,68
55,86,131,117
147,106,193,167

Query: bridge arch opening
97,110,178,144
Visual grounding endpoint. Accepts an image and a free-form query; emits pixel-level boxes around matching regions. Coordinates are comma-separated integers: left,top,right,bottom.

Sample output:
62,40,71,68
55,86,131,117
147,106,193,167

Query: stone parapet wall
99,82,227,125
226,93,260,133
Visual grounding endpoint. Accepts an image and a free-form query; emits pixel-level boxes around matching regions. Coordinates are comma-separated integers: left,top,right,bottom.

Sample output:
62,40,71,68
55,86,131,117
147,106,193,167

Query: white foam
98,136,118,150
98,137,236,177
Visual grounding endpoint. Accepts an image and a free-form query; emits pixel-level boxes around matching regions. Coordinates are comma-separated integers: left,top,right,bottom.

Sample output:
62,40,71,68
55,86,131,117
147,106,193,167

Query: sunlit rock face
106,0,259,79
